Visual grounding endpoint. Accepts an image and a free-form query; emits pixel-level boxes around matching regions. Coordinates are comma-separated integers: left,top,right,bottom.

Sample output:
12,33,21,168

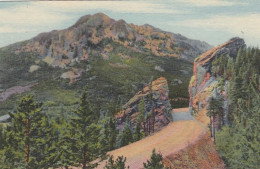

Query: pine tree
2,94,55,168
143,149,164,169
207,97,223,141
0,124,6,168
108,101,116,116
0,124,6,150
138,98,146,135
35,117,61,169
120,123,133,147
217,95,225,128
227,57,234,79
104,155,129,169
55,117,74,169
100,116,118,152
133,121,144,141
216,47,260,169
69,88,103,169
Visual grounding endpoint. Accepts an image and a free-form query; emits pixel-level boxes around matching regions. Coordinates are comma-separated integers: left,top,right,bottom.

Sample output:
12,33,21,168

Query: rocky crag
188,37,245,125
116,77,172,132
14,13,211,69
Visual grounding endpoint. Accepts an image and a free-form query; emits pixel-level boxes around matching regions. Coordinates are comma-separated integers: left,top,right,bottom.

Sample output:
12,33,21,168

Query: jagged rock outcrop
189,37,245,125
15,13,211,68
116,77,172,132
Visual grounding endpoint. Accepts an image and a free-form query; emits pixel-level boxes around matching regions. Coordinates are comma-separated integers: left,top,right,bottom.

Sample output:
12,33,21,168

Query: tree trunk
147,118,149,135
149,118,151,134
146,119,148,135
228,104,231,122
210,116,213,138
244,118,247,128
82,145,87,169
236,103,239,120
152,110,155,133
143,122,146,136
213,116,216,143
26,118,30,164
222,111,224,126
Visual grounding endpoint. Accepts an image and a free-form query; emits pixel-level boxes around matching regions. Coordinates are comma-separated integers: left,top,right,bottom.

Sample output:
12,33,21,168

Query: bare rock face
116,77,172,132
188,37,245,125
14,13,211,69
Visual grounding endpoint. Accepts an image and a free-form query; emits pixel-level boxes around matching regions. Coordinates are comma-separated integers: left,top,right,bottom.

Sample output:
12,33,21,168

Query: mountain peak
72,12,113,28
14,13,212,68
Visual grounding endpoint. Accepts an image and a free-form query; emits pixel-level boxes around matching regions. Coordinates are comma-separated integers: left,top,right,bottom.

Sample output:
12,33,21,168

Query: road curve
97,107,205,169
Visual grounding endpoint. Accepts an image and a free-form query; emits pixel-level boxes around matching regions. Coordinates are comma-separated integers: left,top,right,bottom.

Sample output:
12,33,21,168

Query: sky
0,0,259,48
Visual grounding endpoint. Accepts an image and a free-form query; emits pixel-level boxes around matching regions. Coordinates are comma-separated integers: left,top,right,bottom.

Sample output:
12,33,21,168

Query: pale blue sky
0,0,259,48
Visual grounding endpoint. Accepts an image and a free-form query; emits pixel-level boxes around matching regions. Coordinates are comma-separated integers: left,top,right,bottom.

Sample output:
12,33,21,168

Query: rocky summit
116,77,172,132
14,12,211,68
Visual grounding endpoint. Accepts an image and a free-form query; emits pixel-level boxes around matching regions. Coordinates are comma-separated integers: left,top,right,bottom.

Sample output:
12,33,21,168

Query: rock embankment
189,37,245,125
116,77,172,132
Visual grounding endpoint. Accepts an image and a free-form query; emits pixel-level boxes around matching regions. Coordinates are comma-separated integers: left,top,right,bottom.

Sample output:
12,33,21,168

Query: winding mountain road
97,107,206,169
1,107,206,168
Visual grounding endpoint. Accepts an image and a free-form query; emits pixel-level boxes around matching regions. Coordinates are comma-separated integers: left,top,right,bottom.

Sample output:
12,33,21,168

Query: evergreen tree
55,117,75,169
207,96,223,141
138,98,146,135
227,57,234,79
133,121,142,141
120,123,133,147
143,149,164,169
108,101,117,116
2,95,55,168
216,47,260,169
69,88,104,169
0,124,6,150
36,117,61,169
0,124,6,168
100,116,118,152
104,155,129,169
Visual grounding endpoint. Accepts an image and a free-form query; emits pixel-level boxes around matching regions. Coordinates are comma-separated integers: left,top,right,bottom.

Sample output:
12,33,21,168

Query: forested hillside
215,47,260,169
188,37,259,169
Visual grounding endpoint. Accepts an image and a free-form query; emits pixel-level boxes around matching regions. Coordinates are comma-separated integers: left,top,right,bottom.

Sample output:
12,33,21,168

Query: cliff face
14,13,211,68
189,37,245,125
116,77,172,132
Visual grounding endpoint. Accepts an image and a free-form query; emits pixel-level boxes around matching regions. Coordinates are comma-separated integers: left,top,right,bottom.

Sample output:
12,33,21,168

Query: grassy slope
0,40,193,117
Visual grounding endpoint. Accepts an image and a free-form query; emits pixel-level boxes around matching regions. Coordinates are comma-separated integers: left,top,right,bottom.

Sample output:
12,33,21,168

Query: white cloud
0,1,182,34
35,1,181,14
174,0,247,7
0,3,69,33
172,14,260,46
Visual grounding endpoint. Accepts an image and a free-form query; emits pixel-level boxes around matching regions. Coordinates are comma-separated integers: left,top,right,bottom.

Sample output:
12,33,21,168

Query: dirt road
97,107,206,169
